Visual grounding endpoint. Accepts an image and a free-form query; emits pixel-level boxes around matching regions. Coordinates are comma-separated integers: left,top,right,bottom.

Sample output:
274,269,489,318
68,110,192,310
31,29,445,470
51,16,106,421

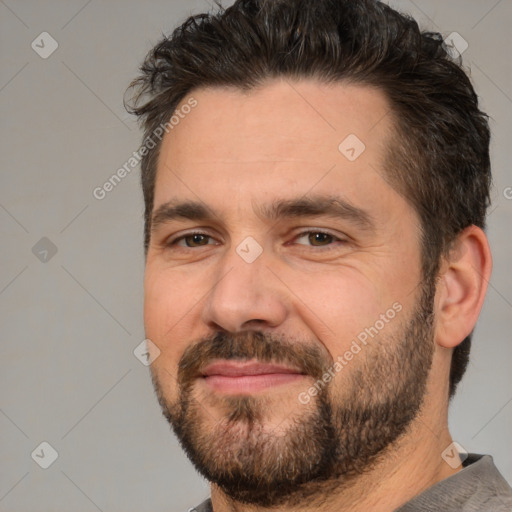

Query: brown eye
308,232,334,246
181,234,211,247
185,234,209,247
293,231,341,248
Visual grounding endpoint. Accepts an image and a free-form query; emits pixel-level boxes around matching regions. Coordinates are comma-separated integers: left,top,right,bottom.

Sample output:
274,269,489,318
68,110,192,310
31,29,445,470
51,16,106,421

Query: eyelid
165,229,220,246
291,228,347,247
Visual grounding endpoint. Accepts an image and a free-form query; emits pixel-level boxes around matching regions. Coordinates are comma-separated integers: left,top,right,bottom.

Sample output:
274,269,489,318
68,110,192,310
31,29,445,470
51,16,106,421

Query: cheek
291,266,402,355
143,267,204,369
324,283,382,325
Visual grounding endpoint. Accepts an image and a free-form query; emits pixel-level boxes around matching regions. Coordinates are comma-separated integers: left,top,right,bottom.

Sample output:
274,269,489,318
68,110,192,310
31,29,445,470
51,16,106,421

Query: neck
209,399,459,512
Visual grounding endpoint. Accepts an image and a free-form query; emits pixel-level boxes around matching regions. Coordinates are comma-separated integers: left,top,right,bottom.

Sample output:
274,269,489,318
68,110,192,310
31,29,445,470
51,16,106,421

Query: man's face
144,79,435,506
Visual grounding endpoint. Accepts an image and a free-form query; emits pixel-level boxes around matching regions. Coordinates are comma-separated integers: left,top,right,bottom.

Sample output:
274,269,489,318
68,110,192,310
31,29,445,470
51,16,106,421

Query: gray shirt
189,454,512,511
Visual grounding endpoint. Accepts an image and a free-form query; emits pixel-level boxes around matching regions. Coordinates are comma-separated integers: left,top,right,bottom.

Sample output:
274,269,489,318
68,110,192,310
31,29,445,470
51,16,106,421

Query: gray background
0,1,510,511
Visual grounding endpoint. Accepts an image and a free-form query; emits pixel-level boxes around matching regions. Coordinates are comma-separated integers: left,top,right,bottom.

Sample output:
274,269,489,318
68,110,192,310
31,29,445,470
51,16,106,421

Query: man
126,0,512,510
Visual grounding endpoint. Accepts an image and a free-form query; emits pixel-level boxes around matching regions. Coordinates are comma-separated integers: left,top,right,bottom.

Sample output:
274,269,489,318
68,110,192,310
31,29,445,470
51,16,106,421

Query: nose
200,246,288,333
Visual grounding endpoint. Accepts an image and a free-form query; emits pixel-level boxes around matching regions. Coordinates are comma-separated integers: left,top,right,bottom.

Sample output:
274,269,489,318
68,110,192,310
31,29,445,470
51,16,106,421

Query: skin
143,78,492,512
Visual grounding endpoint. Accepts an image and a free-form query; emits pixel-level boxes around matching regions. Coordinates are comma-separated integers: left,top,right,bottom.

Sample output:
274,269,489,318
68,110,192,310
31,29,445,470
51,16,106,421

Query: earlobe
435,226,492,349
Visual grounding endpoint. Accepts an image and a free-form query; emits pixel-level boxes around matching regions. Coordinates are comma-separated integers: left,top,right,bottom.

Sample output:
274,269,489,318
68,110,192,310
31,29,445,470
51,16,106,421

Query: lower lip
203,373,305,394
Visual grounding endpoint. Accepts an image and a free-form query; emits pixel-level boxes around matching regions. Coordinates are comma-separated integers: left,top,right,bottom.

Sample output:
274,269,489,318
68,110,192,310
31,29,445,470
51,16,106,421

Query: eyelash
166,229,346,250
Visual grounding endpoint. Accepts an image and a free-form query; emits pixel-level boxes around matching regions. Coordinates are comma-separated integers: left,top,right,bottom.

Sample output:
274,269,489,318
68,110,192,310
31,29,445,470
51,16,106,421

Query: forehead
154,79,398,214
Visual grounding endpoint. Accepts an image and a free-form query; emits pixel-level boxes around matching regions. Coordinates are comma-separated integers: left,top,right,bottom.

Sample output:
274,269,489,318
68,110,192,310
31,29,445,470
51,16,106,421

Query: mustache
177,331,332,389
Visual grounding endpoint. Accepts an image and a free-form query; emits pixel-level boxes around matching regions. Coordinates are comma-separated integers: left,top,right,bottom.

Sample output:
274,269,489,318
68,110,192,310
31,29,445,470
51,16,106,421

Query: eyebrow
150,195,375,233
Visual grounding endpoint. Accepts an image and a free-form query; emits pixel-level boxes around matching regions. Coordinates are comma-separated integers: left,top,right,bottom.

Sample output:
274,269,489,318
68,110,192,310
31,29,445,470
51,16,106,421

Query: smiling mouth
200,360,307,394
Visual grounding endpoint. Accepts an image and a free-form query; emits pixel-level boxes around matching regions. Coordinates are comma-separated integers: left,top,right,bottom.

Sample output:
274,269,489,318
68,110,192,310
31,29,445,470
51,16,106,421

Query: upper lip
201,360,304,377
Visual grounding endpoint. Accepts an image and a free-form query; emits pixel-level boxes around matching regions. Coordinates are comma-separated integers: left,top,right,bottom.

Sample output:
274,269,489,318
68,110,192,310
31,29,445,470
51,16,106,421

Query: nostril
243,319,267,328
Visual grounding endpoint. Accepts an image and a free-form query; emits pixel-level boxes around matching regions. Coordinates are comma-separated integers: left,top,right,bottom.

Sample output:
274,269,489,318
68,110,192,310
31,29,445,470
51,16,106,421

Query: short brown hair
126,0,491,398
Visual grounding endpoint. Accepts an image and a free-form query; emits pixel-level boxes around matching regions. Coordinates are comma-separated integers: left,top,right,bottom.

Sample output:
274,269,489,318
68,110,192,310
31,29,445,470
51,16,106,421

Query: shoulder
396,454,512,511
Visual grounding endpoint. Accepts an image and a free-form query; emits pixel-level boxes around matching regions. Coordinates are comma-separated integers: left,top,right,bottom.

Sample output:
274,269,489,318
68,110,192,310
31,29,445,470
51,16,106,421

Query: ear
435,225,492,349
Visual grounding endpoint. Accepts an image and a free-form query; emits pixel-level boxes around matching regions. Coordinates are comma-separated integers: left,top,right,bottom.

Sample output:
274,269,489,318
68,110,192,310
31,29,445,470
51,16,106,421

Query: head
126,0,492,506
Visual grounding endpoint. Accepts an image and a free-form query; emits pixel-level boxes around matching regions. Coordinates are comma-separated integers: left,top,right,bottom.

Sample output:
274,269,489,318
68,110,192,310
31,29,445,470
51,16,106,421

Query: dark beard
150,281,436,507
